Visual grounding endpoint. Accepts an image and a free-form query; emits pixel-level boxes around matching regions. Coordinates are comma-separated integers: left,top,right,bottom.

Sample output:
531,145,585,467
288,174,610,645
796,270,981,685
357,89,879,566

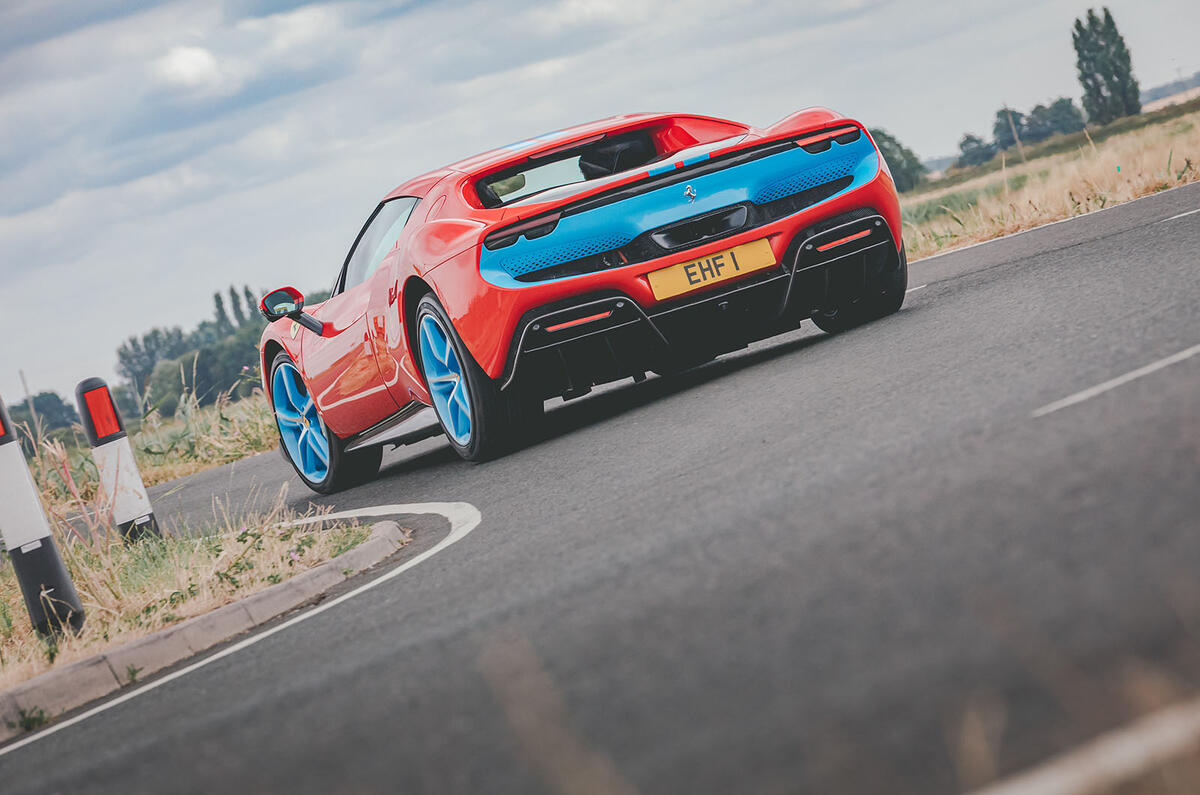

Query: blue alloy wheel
272,360,330,483
418,314,473,446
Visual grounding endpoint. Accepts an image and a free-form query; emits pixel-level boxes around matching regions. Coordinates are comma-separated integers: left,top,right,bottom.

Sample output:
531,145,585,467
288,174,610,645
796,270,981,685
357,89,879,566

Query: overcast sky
2,0,1198,402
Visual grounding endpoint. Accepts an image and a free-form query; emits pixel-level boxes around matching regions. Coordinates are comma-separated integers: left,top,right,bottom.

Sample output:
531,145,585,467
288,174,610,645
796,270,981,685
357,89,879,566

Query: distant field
902,103,1200,260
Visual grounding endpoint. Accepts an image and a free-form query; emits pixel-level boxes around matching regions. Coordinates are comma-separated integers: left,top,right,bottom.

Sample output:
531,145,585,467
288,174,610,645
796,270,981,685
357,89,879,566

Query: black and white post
0,395,85,635
75,378,160,540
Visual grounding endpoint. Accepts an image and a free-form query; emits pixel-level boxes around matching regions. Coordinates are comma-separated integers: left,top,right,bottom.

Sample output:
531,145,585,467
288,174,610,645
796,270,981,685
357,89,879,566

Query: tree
868,128,927,192
993,108,1025,151
212,291,234,334
955,134,996,168
1101,8,1139,116
116,326,189,396
1046,97,1086,135
1023,104,1055,144
8,391,79,432
228,285,248,327
110,383,142,421
243,285,259,322
1073,7,1139,125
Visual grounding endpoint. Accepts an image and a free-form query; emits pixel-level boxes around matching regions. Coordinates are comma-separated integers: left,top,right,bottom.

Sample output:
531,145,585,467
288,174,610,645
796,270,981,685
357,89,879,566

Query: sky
2,0,1198,403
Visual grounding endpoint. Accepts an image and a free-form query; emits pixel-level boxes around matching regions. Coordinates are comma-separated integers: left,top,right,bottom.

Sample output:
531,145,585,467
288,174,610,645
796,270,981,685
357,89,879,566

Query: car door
302,197,420,438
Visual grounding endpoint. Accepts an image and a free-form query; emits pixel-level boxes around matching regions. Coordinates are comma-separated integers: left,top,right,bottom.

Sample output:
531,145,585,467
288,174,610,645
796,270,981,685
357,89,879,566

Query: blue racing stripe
480,134,879,287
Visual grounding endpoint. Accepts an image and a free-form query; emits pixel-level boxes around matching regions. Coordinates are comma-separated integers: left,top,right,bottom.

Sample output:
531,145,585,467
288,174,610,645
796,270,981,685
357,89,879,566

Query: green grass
902,172,1036,226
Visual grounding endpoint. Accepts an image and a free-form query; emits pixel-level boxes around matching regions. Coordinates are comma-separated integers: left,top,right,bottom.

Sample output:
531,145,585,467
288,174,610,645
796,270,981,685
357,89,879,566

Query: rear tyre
416,294,543,462
811,242,908,334
269,352,382,494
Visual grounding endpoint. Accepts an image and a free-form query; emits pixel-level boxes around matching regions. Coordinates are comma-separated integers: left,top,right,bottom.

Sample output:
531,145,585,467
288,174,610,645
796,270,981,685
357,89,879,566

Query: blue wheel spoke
273,360,329,484
432,329,452,365
297,430,312,470
281,368,304,407
419,313,472,447
450,380,469,415
276,406,303,427
307,428,330,466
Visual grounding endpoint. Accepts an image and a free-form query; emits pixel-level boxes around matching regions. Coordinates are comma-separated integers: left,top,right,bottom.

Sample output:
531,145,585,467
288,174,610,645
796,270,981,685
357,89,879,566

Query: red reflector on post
816,228,873,252
545,311,613,333
83,387,121,439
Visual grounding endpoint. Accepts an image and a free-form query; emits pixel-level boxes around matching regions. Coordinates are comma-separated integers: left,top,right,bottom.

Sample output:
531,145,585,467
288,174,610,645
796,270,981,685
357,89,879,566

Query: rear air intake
484,213,561,250
796,125,861,153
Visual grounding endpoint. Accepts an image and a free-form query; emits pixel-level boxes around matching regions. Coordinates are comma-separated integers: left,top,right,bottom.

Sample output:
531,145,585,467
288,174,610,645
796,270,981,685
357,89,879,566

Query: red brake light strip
816,228,873,252
545,311,613,333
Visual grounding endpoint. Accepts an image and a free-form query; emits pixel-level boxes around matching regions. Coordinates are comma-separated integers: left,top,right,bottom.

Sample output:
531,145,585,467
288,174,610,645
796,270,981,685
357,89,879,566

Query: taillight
795,125,861,153
484,213,562,250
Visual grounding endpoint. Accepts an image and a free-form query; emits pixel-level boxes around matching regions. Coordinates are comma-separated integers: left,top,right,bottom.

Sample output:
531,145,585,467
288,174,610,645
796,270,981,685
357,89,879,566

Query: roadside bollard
75,378,160,541
0,396,85,635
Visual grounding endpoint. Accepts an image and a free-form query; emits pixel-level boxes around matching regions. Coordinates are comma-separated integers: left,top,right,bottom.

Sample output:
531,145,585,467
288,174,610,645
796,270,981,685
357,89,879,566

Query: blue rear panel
479,134,879,288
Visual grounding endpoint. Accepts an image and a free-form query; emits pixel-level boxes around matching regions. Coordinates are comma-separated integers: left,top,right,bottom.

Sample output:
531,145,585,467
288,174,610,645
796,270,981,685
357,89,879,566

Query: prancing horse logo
683,185,697,203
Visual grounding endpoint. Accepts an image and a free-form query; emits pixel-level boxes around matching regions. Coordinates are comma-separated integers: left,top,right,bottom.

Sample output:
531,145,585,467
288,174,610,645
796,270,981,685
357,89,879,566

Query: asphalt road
4,185,1200,794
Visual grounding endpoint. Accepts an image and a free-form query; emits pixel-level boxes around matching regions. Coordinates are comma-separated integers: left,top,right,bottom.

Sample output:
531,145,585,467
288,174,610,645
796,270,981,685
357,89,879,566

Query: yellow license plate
646,238,777,301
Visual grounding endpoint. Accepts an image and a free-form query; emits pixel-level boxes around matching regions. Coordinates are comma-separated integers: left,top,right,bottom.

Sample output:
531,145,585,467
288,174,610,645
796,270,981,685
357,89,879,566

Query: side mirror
260,286,305,321
260,286,325,335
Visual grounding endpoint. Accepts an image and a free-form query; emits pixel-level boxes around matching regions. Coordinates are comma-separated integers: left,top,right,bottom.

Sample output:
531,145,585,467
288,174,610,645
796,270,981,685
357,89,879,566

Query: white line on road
906,284,927,293
968,694,1200,795
0,501,482,759
1032,343,1200,418
1157,207,1200,223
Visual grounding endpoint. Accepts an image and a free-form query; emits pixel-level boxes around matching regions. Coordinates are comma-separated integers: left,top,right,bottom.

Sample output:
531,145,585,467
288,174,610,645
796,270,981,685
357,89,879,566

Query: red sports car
259,109,907,492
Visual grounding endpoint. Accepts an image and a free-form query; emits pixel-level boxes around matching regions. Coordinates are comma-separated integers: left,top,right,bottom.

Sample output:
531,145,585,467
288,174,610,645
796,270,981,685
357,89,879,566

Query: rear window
476,131,659,208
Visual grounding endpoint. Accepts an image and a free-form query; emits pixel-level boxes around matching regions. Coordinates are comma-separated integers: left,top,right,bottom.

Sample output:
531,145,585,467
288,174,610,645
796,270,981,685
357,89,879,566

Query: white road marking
906,284,927,293
968,694,1200,795
1032,343,1200,418
1157,207,1200,223
0,501,481,758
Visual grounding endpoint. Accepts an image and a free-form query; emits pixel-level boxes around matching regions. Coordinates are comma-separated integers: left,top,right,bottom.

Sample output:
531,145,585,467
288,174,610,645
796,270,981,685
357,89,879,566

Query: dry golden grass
902,112,1200,260
0,483,383,690
26,386,278,511
133,387,278,486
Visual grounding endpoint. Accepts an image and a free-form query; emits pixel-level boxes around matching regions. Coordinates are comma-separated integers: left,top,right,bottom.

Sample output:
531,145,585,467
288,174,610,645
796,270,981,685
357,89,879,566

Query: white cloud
156,45,226,91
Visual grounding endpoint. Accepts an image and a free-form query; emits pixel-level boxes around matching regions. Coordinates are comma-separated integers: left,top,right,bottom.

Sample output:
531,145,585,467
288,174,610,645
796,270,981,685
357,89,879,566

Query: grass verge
2,429,396,692
902,108,1200,260
26,385,278,511
0,488,377,691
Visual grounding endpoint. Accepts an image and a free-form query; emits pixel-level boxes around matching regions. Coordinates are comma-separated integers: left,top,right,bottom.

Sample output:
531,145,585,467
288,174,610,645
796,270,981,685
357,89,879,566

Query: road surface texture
4,184,1199,793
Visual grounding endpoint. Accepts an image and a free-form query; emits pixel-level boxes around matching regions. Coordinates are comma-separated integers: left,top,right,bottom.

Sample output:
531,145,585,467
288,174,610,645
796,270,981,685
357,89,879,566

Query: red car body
260,108,904,459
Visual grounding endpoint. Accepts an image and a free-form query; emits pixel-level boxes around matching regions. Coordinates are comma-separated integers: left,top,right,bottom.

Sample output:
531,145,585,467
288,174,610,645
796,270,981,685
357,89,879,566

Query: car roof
382,112,740,201
441,112,683,174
